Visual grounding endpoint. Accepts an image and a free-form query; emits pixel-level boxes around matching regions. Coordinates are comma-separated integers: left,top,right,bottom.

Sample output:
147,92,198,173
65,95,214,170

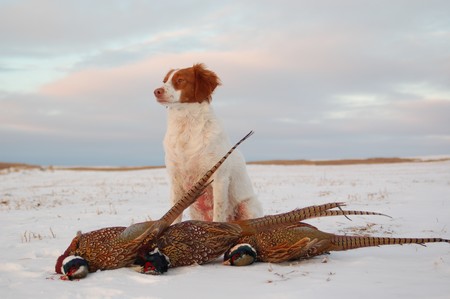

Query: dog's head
154,63,221,105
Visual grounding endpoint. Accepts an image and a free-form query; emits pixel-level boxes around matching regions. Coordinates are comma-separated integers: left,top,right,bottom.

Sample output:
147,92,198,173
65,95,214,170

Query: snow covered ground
0,160,449,299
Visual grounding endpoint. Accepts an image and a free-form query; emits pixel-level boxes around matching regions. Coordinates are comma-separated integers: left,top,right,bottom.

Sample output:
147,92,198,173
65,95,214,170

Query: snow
1,160,449,299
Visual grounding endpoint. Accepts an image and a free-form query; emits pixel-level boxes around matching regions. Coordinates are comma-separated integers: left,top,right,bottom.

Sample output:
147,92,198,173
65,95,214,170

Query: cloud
1,1,450,165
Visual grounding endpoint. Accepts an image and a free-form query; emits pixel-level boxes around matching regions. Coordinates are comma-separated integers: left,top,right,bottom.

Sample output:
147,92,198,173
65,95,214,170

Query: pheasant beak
144,262,156,273
60,267,82,280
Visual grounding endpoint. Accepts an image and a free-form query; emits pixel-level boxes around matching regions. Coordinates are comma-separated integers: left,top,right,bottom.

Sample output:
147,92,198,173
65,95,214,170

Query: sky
1,0,450,166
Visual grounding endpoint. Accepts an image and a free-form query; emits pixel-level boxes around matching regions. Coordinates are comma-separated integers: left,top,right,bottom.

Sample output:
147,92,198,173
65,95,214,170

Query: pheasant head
223,243,257,266
134,248,170,275
56,255,89,280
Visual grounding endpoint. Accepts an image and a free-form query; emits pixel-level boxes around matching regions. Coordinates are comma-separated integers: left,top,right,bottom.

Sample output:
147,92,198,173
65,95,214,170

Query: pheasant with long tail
54,131,255,280
133,202,389,274
223,219,450,266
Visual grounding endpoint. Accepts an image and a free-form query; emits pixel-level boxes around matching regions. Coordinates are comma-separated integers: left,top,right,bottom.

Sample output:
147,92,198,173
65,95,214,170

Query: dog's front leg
212,177,231,222
170,183,186,223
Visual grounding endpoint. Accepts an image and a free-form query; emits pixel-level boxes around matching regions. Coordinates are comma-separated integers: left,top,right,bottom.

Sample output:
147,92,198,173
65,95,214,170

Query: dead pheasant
223,221,450,266
134,202,387,274
54,131,254,280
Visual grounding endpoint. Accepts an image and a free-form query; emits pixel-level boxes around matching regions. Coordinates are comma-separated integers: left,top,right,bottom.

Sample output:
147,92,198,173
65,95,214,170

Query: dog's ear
193,64,221,103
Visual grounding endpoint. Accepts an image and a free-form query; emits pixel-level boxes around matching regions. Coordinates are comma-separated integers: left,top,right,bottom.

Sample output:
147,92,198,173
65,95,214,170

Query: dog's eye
177,78,184,84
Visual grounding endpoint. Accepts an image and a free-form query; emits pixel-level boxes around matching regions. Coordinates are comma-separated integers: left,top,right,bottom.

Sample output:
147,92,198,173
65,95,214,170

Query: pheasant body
225,222,450,264
135,202,387,273
143,221,242,267
62,226,137,272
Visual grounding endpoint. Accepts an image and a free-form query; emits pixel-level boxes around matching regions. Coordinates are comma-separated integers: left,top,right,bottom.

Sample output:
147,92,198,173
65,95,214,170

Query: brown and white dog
154,63,263,222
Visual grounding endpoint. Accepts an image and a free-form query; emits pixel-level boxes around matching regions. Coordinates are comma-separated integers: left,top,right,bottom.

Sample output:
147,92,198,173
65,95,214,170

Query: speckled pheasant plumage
224,222,450,265
135,202,387,272
55,131,254,278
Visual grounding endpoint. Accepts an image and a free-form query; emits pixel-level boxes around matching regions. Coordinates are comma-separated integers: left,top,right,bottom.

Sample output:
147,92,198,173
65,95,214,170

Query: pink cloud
39,50,284,98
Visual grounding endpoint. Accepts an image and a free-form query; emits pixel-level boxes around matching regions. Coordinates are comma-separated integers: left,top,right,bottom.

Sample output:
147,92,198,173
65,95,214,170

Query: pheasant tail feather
330,236,450,251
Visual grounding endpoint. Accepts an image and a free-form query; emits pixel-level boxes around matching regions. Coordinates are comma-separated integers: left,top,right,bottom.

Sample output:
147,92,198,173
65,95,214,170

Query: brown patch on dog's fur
170,63,221,103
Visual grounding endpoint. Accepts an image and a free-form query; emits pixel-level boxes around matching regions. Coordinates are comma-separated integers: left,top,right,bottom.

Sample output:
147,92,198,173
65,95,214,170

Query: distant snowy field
1,160,449,299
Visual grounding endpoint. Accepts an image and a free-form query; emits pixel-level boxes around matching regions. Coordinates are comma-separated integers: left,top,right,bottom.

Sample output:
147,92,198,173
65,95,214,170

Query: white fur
156,71,263,222
158,71,180,104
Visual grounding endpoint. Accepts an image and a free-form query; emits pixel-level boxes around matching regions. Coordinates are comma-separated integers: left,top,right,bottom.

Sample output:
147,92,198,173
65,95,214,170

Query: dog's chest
165,128,206,163
164,130,212,187
164,106,219,169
